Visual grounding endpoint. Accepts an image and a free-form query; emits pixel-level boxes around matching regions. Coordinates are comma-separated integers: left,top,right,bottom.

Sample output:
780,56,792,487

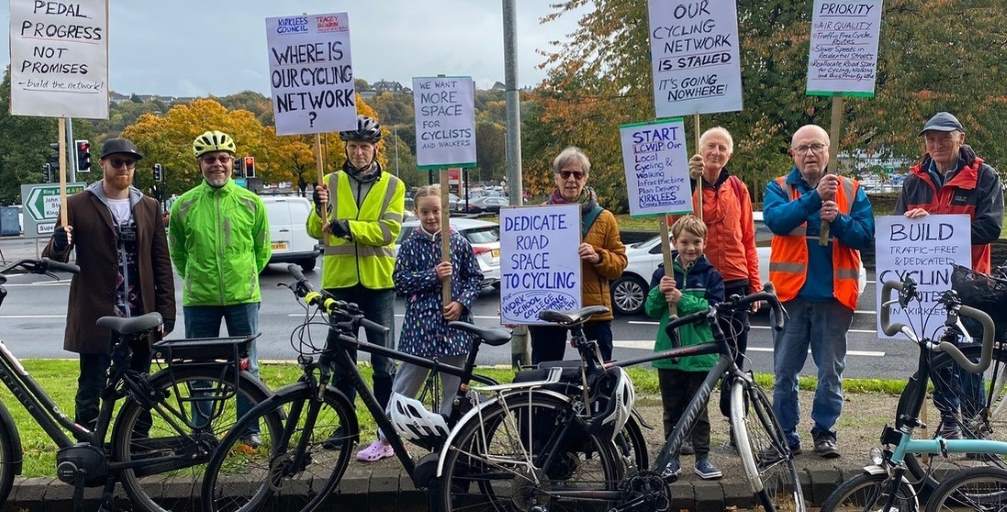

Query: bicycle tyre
899,344,1007,490
614,415,649,473
925,466,1007,512
731,377,806,512
819,472,918,512
113,365,280,512
201,383,356,512
0,404,18,504
438,391,623,512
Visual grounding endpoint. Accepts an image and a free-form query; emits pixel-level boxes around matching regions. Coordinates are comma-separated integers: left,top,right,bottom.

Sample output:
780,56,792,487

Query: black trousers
658,368,711,457
76,343,151,441
324,286,397,411
529,321,613,364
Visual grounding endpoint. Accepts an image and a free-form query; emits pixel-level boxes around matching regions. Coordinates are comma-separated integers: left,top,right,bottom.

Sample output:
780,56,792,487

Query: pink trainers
356,440,394,462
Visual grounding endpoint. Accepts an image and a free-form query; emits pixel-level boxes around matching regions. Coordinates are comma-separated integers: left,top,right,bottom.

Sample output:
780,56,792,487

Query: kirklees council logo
275,16,309,35
316,15,347,32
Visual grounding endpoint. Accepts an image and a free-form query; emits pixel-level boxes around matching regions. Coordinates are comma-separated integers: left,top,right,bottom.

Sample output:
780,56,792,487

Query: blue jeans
324,286,396,411
183,303,261,434
772,298,853,447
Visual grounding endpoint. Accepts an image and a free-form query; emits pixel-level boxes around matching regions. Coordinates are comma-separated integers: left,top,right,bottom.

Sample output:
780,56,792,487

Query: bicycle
0,258,279,512
436,286,806,512
200,265,535,512
820,275,999,512
924,465,1007,511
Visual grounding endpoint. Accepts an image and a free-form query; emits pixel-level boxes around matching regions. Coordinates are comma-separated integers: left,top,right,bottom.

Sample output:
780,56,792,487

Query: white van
262,195,319,271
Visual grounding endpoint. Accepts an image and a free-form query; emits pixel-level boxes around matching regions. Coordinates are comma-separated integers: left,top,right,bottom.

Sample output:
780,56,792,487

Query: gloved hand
329,220,351,239
52,225,73,252
312,186,328,215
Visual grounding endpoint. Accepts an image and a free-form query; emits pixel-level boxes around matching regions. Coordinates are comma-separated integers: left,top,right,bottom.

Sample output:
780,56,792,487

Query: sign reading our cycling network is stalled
806,0,884,96
647,0,743,117
9,0,109,119
874,214,970,341
265,12,356,135
619,118,693,217
500,204,582,325
413,76,477,170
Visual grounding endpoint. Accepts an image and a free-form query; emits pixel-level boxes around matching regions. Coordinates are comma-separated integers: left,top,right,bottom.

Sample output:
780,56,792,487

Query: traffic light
153,163,163,183
243,156,255,178
75,140,91,172
41,163,52,182
47,143,59,171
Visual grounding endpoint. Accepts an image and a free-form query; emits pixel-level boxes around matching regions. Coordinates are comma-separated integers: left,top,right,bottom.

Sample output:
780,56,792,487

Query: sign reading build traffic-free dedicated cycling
619,118,693,217
265,12,355,135
20,183,86,236
500,204,582,325
8,0,110,119
412,76,477,170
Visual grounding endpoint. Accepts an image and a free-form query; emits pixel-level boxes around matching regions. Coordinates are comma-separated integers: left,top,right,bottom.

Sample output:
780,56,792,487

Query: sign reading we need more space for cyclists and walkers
9,0,109,119
500,204,582,325
806,0,884,96
619,118,693,217
647,0,743,117
266,12,356,135
413,76,477,170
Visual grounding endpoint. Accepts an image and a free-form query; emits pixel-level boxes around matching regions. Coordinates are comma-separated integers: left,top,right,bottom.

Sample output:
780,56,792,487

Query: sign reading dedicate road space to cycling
874,214,970,340
413,76,477,170
500,204,582,325
619,118,693,216
806,0,884,96
9,0,109,119
265,12,355,135
647,0,743,117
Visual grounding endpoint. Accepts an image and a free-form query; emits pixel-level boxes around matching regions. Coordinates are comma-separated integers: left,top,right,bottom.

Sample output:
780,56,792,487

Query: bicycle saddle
96,312,163,335
448,321,511,346
538,306,610,326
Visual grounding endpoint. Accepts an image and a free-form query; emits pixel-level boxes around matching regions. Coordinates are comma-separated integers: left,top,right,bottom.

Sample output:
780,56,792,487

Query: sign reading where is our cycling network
412,76,477,169
9,0,109,118
500,204,582,325
647,0,743,117
265,12,356,135
619,118,693,216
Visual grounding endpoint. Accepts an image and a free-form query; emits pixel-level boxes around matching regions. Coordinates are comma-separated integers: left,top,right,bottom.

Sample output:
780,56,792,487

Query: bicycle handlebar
880,278,996,374
284,265,390,334
39,258,80,274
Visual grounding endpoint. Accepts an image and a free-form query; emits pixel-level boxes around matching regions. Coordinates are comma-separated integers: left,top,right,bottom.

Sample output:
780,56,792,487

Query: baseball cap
100,138,143,160
919,112,965,136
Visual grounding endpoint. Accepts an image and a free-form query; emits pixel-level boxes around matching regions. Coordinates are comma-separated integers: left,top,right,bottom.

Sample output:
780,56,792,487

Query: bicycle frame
0,340,79,449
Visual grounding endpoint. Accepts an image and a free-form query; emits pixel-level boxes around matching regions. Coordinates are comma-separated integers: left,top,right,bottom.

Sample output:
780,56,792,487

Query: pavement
3,389,905,511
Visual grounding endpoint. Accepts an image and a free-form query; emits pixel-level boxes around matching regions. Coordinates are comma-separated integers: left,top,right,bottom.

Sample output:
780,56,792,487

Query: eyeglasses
793,143,827,155
109,158,137,169
201,154,233,165
558,170,585,180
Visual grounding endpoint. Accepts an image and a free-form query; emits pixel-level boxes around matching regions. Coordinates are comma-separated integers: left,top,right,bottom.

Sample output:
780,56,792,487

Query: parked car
609,212,867,315
396,217,501,289
262,195,319,272
463,195,510,213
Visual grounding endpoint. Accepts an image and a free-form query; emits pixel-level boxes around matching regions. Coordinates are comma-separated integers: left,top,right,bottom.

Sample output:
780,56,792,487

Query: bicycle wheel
113,365,281,512
201,383,356,512
900,345,1007,490
926,466,1007,512
613,415,649,474
731,377,806,512
820,472,918,512
0,405,17,504
439,391,623,512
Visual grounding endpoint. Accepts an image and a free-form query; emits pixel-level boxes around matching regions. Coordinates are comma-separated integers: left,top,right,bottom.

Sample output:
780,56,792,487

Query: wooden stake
821,95,844,246
58,118,68,226
693,114,703,214
315,134,328,245
440,170,452,306
659,216,677,318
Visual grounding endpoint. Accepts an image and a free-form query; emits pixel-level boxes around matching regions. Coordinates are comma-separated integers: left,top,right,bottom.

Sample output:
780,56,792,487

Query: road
0,246,919,379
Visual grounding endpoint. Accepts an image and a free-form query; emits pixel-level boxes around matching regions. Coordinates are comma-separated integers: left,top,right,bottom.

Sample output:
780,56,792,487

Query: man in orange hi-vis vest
764,124,875,459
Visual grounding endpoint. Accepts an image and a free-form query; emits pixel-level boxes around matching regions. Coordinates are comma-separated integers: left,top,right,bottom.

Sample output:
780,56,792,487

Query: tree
475,121,507,183
0,67,57,204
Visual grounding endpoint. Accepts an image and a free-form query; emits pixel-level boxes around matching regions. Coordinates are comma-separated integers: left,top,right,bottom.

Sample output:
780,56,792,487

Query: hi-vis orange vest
769,176,862,311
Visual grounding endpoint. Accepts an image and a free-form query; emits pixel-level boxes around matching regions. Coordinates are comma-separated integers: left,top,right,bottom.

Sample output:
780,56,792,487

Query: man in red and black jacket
895,112,1003,274
896,112,1004,440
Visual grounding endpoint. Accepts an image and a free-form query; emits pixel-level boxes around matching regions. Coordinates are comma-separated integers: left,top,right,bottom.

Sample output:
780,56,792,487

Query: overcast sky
2,1,586,96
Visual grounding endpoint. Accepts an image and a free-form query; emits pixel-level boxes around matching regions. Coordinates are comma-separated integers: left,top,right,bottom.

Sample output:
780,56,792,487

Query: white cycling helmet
598,368,636,436
387,393,450,443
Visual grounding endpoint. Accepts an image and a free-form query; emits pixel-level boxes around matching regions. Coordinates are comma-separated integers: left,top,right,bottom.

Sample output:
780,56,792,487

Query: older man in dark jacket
43,138,176,437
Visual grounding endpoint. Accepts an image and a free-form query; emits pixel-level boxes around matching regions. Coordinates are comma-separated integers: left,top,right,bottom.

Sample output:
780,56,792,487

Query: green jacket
645,255,725,372
169,179,271,306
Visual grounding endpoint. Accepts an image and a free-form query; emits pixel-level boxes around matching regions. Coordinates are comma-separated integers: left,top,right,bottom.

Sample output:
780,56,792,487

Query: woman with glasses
528,146,628,364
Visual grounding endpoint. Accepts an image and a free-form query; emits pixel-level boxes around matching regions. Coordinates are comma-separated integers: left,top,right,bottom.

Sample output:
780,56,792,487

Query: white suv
262,195,319,272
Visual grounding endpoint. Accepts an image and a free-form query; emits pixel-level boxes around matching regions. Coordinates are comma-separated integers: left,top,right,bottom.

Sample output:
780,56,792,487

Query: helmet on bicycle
339,115,382,144
387,392,450,443
192,130,237,158
596,368,636,436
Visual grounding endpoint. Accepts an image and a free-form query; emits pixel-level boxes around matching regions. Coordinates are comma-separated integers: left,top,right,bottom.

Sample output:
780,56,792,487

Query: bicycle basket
951,264,1007,328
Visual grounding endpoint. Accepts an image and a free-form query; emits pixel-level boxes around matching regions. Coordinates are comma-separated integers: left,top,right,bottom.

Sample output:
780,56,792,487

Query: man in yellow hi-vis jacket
308,115,405,461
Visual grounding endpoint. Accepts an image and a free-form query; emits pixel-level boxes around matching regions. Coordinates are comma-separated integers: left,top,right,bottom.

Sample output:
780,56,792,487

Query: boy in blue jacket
646,215,725,479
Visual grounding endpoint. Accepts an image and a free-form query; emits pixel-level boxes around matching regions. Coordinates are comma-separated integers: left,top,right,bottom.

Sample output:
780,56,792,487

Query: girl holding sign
355,185,483,462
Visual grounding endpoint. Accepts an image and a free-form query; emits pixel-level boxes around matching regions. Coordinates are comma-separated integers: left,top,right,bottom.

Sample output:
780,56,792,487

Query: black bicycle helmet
339,115,382,143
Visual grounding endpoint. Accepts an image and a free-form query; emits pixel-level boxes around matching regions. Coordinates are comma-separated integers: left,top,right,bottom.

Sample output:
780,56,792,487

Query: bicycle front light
869,447,884,465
